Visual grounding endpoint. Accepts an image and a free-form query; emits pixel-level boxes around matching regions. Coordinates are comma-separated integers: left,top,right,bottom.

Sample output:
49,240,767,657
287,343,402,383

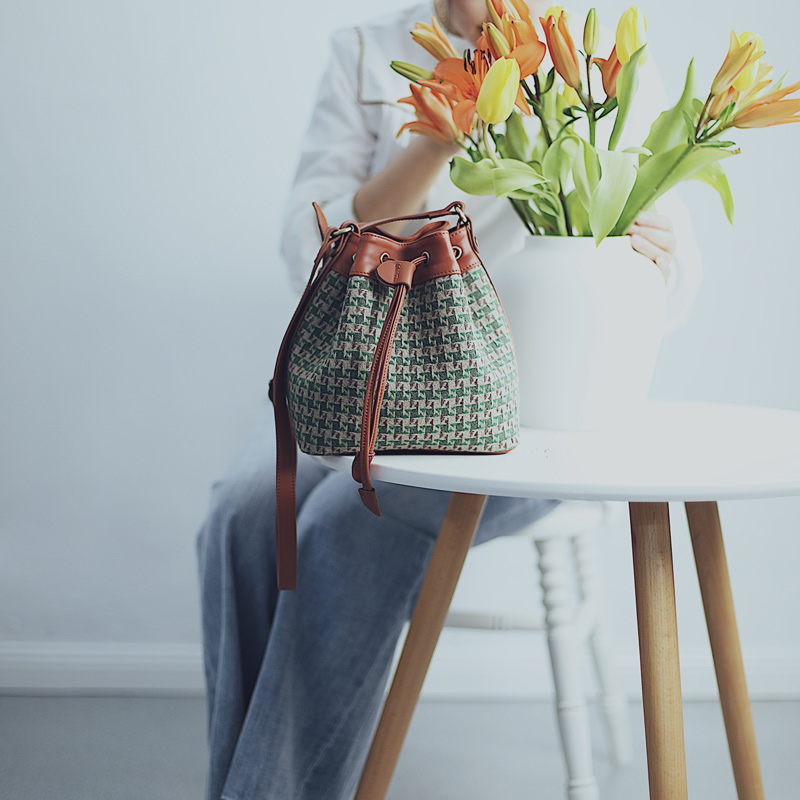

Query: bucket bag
270,201,519,589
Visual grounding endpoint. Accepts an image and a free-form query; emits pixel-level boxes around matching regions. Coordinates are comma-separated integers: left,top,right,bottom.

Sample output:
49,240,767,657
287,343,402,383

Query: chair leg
536,536,600,800
573,528,633,766
629,502,688,800
354,492,488,800
685,501,764,800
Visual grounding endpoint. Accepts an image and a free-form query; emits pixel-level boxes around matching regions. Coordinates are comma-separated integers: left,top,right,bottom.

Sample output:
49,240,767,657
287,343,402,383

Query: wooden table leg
354,492,488,800
685,501,764,800
629,502,688,800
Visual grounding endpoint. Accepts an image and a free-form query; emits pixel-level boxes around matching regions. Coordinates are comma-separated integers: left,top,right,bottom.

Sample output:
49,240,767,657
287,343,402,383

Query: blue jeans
196,402,558,800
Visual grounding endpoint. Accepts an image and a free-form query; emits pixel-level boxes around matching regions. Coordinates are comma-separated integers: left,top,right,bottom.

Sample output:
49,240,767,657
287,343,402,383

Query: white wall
1,0,798,698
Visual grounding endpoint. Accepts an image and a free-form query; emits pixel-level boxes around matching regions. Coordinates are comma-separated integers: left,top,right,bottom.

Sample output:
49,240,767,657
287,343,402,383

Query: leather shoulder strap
271,221,353,589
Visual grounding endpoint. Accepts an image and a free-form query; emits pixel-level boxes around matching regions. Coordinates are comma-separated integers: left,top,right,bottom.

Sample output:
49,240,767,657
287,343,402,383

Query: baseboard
1,638,799,700
423,632,800,700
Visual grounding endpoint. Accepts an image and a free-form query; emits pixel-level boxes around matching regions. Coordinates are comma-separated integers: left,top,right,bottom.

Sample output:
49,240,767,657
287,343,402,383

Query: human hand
627,211,677,282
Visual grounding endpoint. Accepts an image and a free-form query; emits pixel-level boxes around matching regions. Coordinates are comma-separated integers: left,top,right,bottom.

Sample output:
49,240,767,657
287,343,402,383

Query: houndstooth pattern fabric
286,265,519,455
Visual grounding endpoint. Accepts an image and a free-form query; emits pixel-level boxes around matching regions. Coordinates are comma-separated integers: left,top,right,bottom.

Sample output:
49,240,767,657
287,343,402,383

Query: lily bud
540,9,582,90
583,9,599,57
710,32,761,96
391,61,435,84
476,56,521,124
411,18,460,62
616,7,647,65
707,86,738,119
485,0,504,30
484,23,512,58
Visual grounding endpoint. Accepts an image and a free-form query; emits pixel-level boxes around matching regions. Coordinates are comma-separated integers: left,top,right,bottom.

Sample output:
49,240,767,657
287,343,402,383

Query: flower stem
695,93,713,138
585,55,597,147
524,79,553,146
482,123,501,167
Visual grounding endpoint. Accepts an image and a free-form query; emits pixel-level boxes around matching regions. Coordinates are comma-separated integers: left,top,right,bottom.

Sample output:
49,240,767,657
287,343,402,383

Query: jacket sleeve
280,27,378,295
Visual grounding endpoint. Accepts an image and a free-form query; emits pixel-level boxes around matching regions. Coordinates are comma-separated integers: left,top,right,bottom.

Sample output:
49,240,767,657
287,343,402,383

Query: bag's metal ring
332,223,358,237
452,246,462,259
421,250,430,264
453,205,468,224
380,252,390,262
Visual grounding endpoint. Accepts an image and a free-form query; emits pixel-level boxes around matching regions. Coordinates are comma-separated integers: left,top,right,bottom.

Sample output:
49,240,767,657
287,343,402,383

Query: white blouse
280,1,703,332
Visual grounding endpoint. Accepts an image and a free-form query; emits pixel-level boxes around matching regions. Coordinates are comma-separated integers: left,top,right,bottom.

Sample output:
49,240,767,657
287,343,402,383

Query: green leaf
565,190,591,236
492,159,548,197
690,160,734,223
589,150,637,244
643,60,698,156
572,140,601,210
623,146,652,155
614,143,736,234
542,66,556,94
503,112,530,161
450,156,547,199
542,134,580,192
608,44,646,151
450,157,496,195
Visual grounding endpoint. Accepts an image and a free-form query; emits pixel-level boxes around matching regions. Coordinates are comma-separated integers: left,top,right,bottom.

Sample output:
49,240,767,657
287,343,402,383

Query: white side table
318,402,800,800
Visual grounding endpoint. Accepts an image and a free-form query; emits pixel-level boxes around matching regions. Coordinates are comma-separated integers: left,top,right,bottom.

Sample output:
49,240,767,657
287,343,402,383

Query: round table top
315,402,800,502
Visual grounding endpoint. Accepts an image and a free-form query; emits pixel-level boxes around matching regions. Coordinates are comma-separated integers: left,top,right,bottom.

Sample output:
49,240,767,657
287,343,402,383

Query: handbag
270,201,519,589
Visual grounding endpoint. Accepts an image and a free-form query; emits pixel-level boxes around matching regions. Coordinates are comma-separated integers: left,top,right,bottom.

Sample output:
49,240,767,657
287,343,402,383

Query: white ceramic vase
491,235,667,431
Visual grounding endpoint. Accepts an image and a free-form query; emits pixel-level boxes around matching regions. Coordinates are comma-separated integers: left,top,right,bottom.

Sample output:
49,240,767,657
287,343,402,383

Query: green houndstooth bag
271,201,519,588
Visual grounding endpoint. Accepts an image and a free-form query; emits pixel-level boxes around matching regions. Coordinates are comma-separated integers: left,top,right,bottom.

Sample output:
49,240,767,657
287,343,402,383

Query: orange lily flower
592,46,622,99
710,31,764,97
411,17,460,62
397,83,462,144
424,44,531,131
482,22,546,79
540,10,582,90
731,80,800,127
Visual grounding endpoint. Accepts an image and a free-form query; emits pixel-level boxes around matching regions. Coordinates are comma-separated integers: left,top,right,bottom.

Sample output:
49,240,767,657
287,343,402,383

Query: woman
197,3,701,799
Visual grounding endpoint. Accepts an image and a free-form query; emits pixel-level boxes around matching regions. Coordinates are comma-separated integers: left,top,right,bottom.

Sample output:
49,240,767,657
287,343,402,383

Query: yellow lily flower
731,31,765,92
615,7,647,65
476,56,521,124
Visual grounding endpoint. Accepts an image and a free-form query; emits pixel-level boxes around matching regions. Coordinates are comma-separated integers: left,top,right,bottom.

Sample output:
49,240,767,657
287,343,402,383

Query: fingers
627,211,677,283
631,210,672,230
628,213,677,256
629,233,672,282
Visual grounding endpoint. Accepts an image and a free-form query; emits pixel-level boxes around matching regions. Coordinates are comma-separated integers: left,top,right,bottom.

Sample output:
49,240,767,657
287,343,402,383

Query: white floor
1,695,798,800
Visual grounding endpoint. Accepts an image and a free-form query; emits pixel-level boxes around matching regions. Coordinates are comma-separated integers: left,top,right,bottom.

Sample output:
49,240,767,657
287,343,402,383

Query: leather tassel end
359,487,381,516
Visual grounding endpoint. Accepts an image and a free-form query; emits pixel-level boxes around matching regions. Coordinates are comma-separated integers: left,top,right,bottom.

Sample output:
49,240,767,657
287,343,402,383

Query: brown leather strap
352,256,424,514
272,222,344,589
357,200,467,235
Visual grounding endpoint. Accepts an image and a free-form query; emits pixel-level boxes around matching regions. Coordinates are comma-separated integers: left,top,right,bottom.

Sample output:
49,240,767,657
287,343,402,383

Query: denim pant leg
197,404,558,800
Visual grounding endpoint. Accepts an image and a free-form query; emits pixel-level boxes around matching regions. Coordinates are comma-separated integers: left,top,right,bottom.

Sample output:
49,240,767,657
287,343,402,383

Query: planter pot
491,235,667,431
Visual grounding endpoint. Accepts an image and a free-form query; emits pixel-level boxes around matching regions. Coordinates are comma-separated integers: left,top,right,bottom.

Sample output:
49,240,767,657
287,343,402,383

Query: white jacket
280,1,703,331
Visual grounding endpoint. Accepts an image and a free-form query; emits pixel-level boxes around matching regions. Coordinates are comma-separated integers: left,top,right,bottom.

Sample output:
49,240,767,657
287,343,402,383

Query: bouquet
391,2,800,242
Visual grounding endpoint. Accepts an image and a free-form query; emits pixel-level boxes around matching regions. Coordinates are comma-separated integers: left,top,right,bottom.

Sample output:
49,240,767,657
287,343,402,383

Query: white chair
445,500,633,800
